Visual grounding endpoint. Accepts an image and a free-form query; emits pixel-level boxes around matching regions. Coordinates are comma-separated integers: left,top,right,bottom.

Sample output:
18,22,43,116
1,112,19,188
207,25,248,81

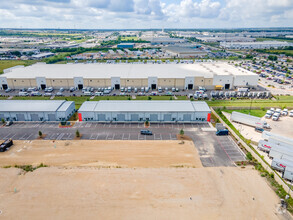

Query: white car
289,110,293,117
265,113,272,119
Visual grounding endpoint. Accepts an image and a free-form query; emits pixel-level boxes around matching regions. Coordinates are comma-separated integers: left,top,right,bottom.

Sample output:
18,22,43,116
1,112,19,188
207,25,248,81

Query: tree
38,131,43,138
179,129,184,136
76,129,80,138
1,118,5,124
148,96,152,100
145,120,149,126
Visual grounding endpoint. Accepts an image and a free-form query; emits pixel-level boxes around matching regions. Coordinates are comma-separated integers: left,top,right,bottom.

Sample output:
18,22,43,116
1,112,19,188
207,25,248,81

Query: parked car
255,127,264,133
44,93,52,97
5,88,11,93
69,87,75,92
59,87,64,92
56,92,64,96
6,121,13,126
140,130,153,135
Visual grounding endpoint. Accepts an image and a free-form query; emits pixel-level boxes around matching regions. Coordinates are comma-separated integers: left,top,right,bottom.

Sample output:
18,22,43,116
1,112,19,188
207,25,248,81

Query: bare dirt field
0,140,287,220
0,140,202,168
0,167,282,220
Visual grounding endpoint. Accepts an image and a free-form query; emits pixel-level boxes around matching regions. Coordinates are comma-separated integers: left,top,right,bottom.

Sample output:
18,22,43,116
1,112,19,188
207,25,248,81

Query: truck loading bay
0,122,245,167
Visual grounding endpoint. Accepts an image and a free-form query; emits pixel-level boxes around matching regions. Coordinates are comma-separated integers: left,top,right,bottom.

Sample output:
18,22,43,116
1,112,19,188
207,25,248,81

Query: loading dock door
16,114,25,121
30,114,39,121
115,84,120,90
188,84,193,90
41,84,46,90
225,84,230,89
78,84,83,90
183,114,191,121
98,114,106,121
151,84,156,90
163,114,172,121
48,114,56,121
150,114,158,121
117,114,125,121
2,84,8,90
131,114,139,121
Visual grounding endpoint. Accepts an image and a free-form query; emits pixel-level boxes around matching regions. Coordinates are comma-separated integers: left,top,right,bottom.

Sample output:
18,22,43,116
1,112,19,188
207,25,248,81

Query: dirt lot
0,140,287,219
0,167,282,220
0,140,202,168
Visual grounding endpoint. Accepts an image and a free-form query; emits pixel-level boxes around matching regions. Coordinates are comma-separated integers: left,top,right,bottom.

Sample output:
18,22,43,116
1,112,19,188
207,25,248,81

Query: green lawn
207,96,293,108
121,36,138,41
0,60,37,74
222,109,267,117
0,95,189,109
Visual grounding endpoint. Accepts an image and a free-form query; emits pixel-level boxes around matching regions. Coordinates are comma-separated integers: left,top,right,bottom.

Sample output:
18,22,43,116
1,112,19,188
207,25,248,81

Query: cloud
0,0,292,28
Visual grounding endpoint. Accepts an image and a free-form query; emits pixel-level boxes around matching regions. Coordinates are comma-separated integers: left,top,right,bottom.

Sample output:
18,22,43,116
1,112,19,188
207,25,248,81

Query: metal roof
79,101,210,113
0,100,70,112
56,101,74,112
2,62,257,79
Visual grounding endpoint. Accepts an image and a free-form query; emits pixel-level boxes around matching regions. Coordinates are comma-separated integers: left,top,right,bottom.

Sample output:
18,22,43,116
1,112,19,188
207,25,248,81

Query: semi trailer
231,111,270,129
271,158,293,172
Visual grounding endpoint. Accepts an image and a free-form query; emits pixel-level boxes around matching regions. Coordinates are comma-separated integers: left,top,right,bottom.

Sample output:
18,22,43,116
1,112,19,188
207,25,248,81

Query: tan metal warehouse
0,62,258,90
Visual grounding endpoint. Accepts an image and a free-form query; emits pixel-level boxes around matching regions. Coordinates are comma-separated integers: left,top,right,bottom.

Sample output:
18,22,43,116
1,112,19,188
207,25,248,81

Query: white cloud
0,0,292,28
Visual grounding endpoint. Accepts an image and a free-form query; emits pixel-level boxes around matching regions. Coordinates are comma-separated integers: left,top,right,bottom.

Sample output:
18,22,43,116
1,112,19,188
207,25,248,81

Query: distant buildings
164,46,207,58
220,41,293,49
117,43,135,49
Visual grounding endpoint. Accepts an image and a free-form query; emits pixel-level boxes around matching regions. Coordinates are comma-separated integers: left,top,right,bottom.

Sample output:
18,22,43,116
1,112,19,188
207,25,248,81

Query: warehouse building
0,62,258,91
0,100,75,121
164,46,208,58
78,100,211,122
117,43,135,48
220,41,293,49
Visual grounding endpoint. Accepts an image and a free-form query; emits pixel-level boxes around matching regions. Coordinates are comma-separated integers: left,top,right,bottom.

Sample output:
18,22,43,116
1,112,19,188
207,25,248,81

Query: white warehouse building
0,100,76,122
0,62,259,91
78,100,211,122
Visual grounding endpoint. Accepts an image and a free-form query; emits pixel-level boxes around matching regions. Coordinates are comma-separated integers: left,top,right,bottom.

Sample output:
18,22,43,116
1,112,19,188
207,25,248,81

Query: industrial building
0,100,75,121
117,43,135,49
0,62,258,91
220,41,293,49
78,100,211,122
164,46,208,58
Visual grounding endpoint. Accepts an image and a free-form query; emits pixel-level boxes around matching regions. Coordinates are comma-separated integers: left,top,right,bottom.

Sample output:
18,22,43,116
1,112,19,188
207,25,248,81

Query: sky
0,0,293,29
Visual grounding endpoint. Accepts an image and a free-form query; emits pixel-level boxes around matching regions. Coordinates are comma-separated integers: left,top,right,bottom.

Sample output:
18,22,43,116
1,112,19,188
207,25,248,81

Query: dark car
140,130,153,135
255,127,264,133
216,129,229,136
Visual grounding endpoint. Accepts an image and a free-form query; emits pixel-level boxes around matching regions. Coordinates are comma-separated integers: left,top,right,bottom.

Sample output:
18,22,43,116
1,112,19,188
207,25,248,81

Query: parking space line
57,133,64,140
2,133,11,139
96,134,100,140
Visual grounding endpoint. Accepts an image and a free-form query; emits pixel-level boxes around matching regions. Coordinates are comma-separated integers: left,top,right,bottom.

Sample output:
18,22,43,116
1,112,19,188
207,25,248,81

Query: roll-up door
16,114,25,121
131,114,139,121
117,114,125,121
183,114,191,121
98,114,106,121
163,114,172,121
150,114,158,121
30,114,39,121
48,114,56,121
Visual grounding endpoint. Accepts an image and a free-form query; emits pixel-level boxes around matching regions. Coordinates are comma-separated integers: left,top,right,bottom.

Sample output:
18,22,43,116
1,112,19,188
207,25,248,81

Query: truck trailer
283,166,293,181
230,111,270,129
269,146,293,162
258,140,293,153
262,131,293,147
271,158,293,172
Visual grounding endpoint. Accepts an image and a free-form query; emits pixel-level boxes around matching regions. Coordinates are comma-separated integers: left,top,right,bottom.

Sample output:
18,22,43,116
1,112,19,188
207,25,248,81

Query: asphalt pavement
0,122,246,167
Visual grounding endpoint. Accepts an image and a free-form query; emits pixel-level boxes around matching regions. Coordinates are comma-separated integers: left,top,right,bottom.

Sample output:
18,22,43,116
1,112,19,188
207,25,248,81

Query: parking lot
0,122,246,167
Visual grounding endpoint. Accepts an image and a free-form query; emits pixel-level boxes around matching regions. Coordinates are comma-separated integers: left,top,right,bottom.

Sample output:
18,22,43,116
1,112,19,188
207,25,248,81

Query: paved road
0,122,246,167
